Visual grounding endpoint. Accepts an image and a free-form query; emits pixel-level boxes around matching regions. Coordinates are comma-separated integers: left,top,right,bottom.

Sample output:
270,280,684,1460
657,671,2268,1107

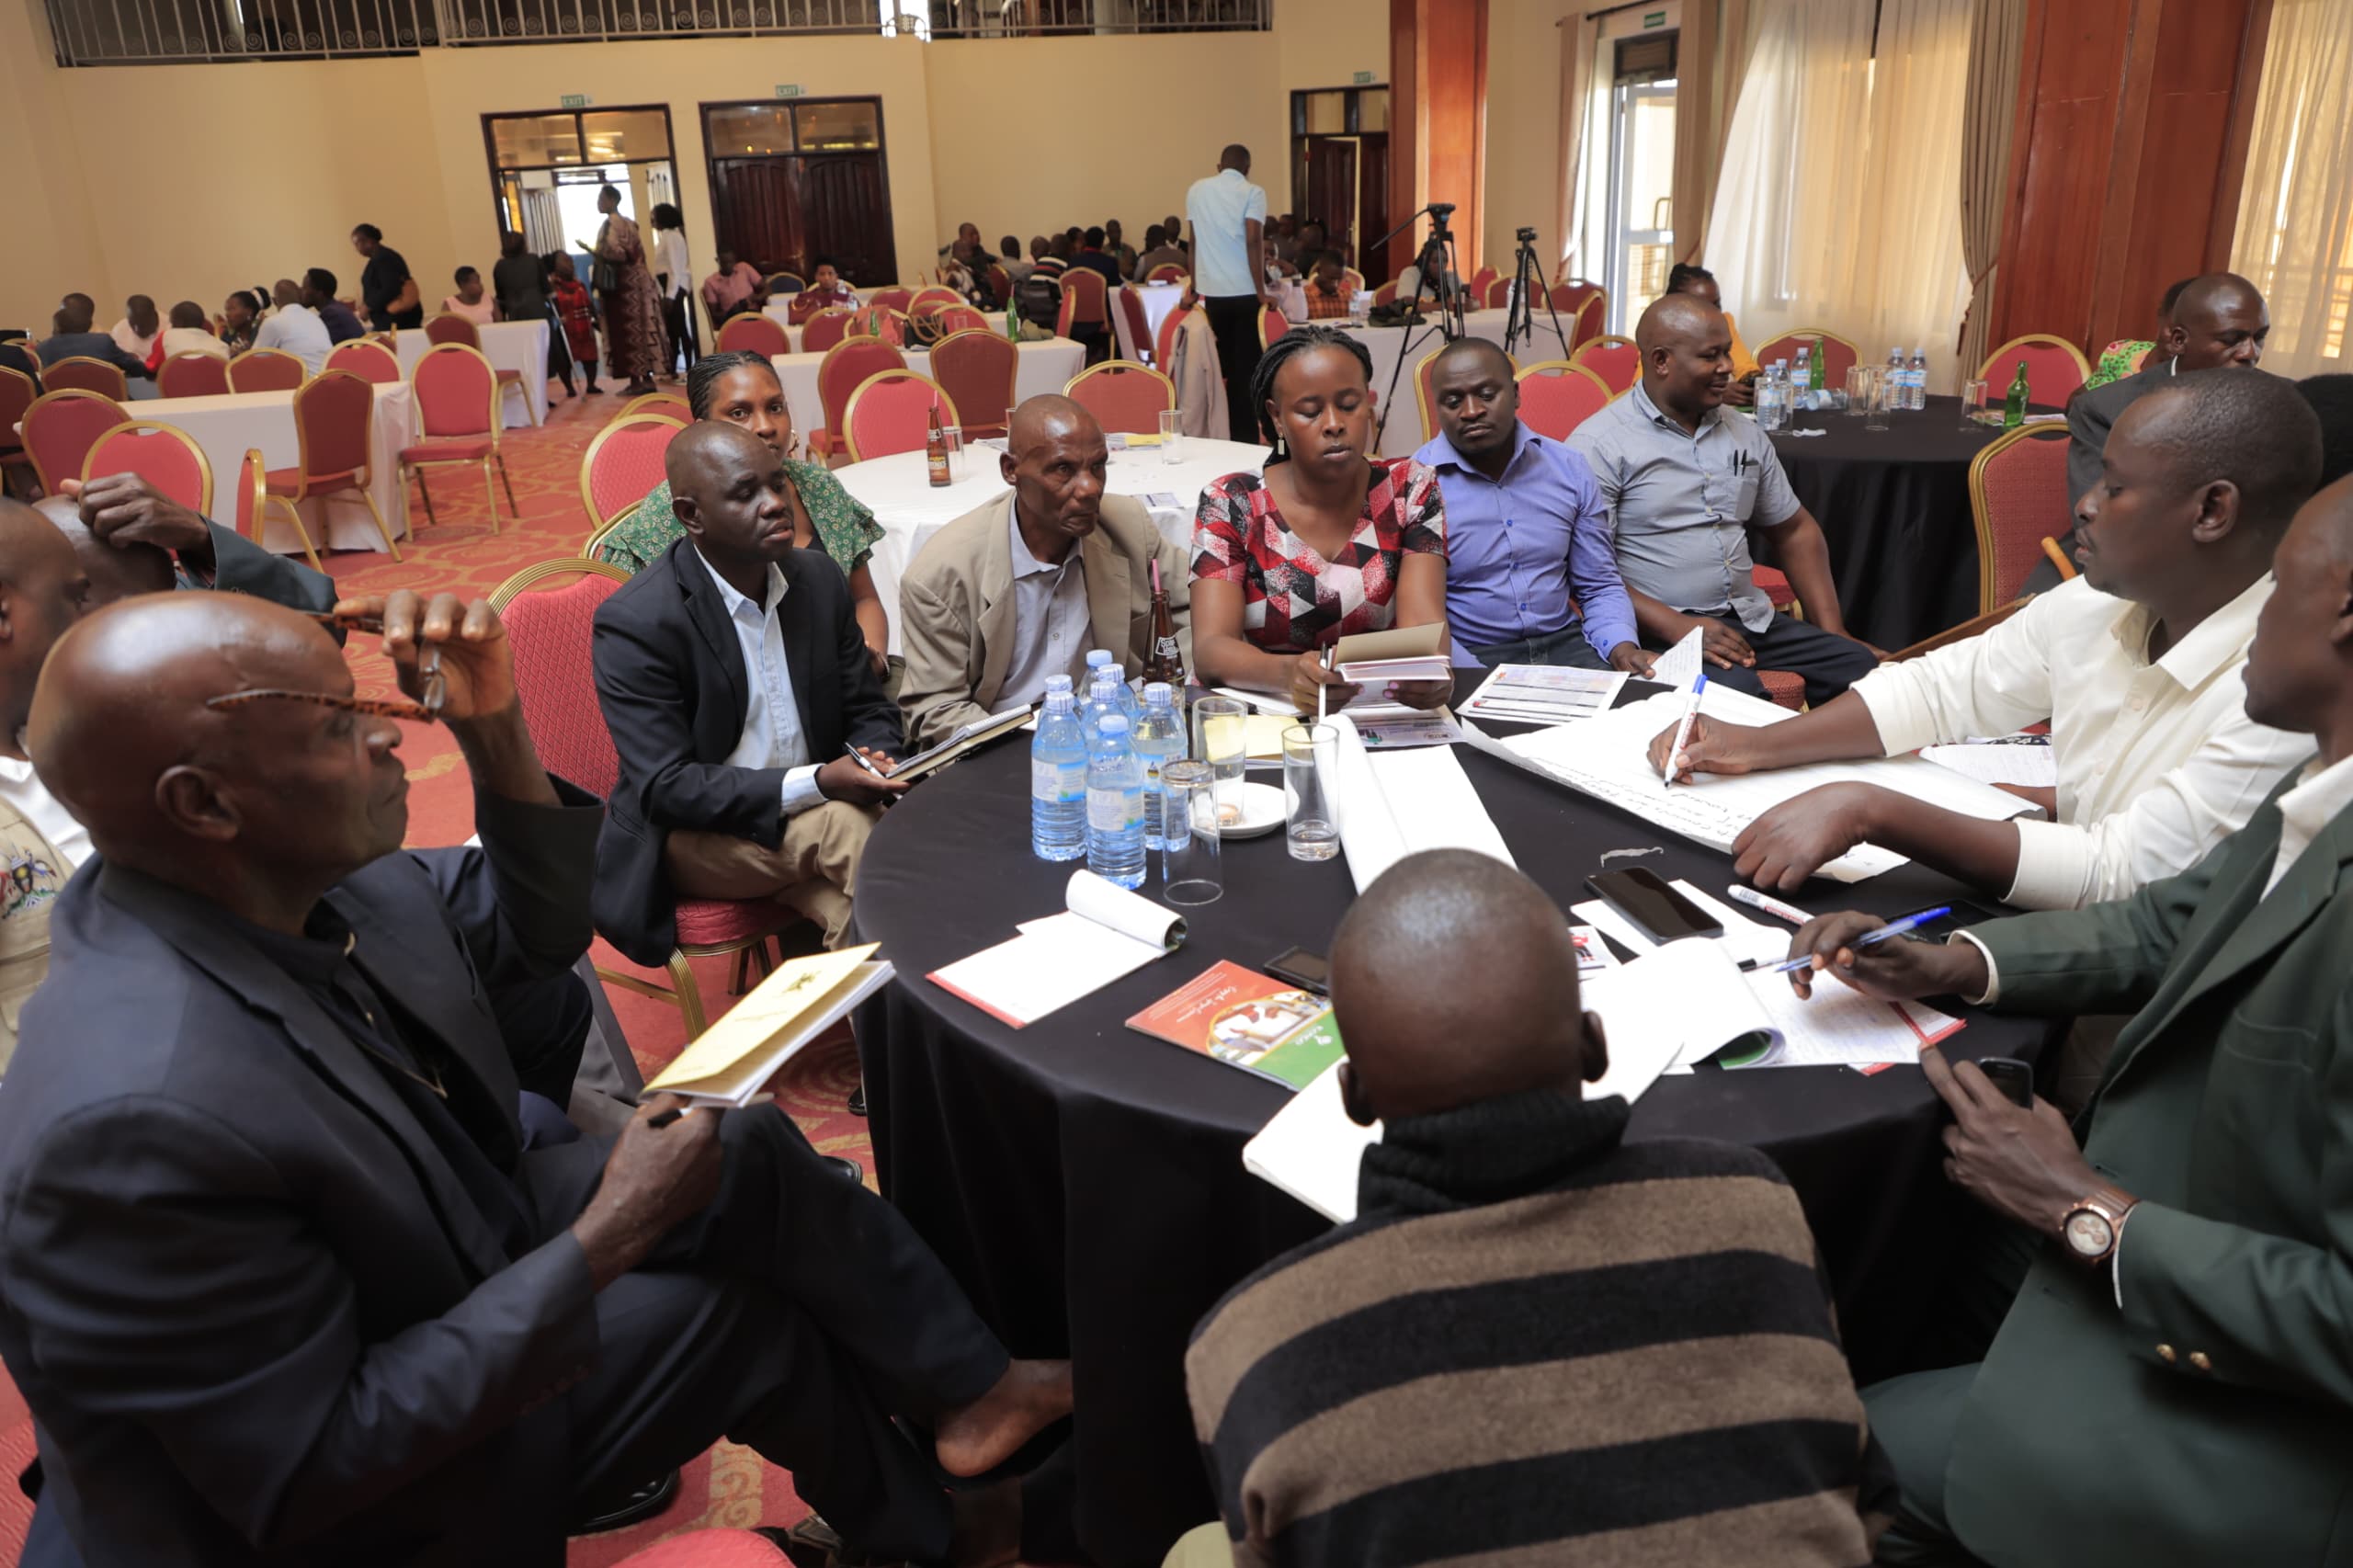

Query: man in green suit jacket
1782,470,2353,1567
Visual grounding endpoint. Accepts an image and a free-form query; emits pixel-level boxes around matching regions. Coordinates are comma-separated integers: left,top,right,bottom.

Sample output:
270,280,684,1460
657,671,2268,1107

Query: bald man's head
666,420,792,565
2245,475,2353,737
0,501,93,749
28,594,411,887
1331,851,1605,1125
2162,272,2268,371
1003,395,1109,559
1634,293,1733,420
51,511,174,610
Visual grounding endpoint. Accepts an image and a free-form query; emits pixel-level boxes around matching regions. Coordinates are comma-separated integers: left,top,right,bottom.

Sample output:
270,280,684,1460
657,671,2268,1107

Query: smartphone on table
1265,946,1331,996
1583,868,1723,947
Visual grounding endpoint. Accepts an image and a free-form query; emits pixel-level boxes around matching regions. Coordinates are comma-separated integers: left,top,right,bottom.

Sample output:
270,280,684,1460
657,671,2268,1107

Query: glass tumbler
1282,722,1340,862
1158,760,1222,905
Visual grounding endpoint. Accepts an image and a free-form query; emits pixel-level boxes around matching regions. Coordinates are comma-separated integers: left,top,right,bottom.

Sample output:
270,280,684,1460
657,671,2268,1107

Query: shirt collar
1628,381,1720,437
2108,572,2271,689
218,901,358,994
1007,505,1078,580
2278,752,2353,846
692,546,788,621
1415,420,1542,478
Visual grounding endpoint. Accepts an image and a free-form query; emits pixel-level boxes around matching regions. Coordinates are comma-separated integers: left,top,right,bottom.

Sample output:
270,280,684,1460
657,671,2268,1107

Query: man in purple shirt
1415,338,1654,674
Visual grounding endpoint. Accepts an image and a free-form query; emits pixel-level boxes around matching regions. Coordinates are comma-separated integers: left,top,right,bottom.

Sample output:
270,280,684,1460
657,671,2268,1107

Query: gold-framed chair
79,421,214,515
402,342,521,535
1967,423,2075,613
584,500,641,562
579,415,687,529
1063,361,1176,435
266,369,402,565
839,370,961,464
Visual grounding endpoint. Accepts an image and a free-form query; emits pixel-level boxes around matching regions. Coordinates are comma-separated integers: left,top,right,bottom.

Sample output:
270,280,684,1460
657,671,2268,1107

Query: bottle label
1087,790,1140,832
1032,759,1082,801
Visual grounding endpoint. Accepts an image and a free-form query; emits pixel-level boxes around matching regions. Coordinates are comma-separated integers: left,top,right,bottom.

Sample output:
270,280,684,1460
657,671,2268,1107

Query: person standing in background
592,183,665,397
650,203,696,381
494,233,574,399
1186,144,1273,446
549,252,600,398
348,223,423,331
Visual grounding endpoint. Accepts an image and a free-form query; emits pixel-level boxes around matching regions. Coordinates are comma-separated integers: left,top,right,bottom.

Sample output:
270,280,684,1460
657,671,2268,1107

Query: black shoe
759,1514,902,1566
847,1083,867,1118
567,1469,678,1535
826,1154,865,1185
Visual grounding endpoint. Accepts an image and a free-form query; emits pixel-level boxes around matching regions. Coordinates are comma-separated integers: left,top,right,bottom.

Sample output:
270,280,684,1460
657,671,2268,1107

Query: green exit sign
1352,70,1373,85
1642,9,1665,25
558,92,590,109
776,84,804,98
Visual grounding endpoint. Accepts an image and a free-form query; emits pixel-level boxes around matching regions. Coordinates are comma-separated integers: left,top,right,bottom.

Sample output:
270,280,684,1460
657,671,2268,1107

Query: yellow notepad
645,943,892,1106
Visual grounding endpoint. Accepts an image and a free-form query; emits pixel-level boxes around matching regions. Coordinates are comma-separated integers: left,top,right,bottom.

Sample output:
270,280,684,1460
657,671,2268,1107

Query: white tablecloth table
1336,308,1580,457
135,384,417,555
394,320,549,430
767,337,1086,456
836,436,1268,656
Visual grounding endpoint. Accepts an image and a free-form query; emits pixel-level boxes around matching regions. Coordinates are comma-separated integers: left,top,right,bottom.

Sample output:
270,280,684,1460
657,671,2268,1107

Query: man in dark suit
56,470,338,614
34,294,151,387
1781,472,2353,1566
593,422,906,969
0,588,1067,1567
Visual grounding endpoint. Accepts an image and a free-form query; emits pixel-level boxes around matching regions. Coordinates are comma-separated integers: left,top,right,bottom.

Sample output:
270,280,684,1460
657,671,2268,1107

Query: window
43,0,438,62
2230,0,2353,374
483,104,680,260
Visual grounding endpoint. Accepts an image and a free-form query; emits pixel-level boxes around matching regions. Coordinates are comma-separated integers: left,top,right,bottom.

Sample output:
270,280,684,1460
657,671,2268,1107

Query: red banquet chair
1113,286,1153,363
1755,329,1861,385
1969,424,2074,613
1512,361,1615,441
908,286,963,316
231,447,265,541
1257,303,1289,349
1,368,41,496
805,337,907,460
839,370,960,463
1063,362,1176,435
227,348,307,393
19,388,125,497
1061,268,1108,335
423,313,480,349
266,369,400,565
1977,335,2092,410
929,305,990,336
41,357,129,400
402,342,521,536
1570,335,1642,396
866,287,915,316
928,330,1017,439
1154,302,1192,374
578,415,686,530
327,339,402,384
488,558,797,1038
1468,265,1497,305
80,421,213,514
716,312,790,358
1145,264,1187,285
157,351,233,398
799,308,856,355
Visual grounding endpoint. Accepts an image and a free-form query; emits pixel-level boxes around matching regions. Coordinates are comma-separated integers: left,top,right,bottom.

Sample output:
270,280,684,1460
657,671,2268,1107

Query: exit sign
776,84,804,98
1642,9,1665,25
558,92,590,108
1352,70,1373,85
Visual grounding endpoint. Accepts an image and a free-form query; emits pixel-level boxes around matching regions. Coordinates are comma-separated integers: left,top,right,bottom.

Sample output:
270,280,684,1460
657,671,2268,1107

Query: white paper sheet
1243,1063,1382,1223
1647,625,1706,690
928,871,1183,1027
1461,664,1627,725
1330,718,1518,892
1921,737,2059,790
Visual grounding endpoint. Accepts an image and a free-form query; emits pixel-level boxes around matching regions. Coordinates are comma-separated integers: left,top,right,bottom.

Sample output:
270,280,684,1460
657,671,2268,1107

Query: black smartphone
1265,947,1331,995
1978,1057,2034,1108
1584,868,1723,946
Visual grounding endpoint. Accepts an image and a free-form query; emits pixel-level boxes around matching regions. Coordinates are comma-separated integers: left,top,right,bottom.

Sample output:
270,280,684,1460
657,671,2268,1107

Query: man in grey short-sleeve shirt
1570,294,1879,706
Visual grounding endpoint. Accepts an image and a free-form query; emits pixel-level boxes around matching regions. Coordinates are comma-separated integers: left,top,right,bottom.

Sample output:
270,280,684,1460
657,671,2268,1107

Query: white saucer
1216,781,1287,839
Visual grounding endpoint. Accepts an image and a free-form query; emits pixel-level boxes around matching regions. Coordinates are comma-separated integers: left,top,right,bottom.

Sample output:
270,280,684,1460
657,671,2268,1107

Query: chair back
0,366,40,451
1155,303,1191,372
1145,264,1187,285
42,358,129,400
1370,279,1399,307
867,288,915,316
233,448,264,540
21,390,127,494
1053,283,1076,340
1114,287,1152,362
840,370,960,463
1339,267,1366,296
816,337,908,439
1978,335,2091,408
985,266,1012,306
412,343,501,440
1257,303,1289,349
1064,362,1176,435
1410,347,1516,442
1551,279,1605,321
1570,335,1642,395
932,305,989,336
158,352,233,398
333,339,403,385
1060,268,1108,329
486,558,631,800
1468,266,1498,305
1513,361,1615,441
425,314,482,350
909,286,964,316
1755,329,1860,383
1969,424,2074,613
766,272,806,296
928,330,1018,436
228,349,307,392
715,312,790,358
1569,292,1606,350
579,416,686,528
800,309,855,354
291,370,377,481
1483,276,1513,309
620,392,693,423
81,421,213,513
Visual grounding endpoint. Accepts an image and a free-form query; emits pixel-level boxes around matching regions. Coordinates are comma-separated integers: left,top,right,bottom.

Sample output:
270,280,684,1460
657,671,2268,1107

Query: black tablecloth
853,686,2055,1567
1768,394,2009,650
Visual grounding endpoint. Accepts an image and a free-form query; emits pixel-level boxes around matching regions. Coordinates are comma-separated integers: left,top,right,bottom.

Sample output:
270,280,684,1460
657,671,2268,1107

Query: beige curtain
1956,0,2025,388
1556,12,1600,275
1672,4,1719,265
2228,0,2353,377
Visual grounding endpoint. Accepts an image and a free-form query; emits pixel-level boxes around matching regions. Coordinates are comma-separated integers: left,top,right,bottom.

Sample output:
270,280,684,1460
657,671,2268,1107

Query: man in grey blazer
898,394,1191,749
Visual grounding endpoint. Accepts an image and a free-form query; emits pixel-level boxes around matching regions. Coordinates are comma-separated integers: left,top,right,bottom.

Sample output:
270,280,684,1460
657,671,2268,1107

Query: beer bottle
2003,360,2031,428
926,403,950,487
1142,558,1186,689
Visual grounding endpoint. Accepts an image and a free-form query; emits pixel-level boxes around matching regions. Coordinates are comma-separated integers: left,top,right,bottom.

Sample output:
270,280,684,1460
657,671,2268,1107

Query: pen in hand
1770,905,1952,974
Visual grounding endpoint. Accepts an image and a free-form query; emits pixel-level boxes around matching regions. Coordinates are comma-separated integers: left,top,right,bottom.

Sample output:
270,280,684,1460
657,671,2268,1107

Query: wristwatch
2062,1184,2138,1267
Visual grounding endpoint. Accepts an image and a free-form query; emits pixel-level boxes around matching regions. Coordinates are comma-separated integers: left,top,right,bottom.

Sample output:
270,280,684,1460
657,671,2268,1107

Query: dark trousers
1860,1365,1995,1566
539,1106,1008,1561
1645,610,1879,707
1201,295,1265,445
1466,622,1611,671
660,290,698,377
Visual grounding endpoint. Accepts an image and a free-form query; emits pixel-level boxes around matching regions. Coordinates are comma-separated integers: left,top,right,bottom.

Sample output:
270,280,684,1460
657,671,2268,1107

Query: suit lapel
776,550,824,748
973,496,1019,708
1083,521,1134,675
673,540,748,721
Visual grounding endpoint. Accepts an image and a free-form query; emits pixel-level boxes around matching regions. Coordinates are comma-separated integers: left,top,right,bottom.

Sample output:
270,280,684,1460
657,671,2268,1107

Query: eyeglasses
203,687,439,723
299,609,447,716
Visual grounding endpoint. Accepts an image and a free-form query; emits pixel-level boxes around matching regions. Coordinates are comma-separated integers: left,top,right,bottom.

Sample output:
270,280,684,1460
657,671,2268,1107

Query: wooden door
711,159,802,275
1302,136,1359,259
800,155,894,286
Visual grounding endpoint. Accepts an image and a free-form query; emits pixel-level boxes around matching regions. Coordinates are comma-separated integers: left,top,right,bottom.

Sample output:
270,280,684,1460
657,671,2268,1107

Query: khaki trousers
662,801,881,949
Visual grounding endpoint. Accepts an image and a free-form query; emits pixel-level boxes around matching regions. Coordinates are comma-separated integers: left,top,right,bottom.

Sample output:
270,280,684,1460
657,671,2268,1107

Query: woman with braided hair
1188,324,1453,714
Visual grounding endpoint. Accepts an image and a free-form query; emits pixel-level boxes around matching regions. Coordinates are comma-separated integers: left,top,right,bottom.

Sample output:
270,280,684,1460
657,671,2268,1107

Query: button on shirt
1415,423,1638,655
694,550,826,817
1185,168,1267,299
1567,383,1800,632
995,509,1092,712
1858,574,2306,910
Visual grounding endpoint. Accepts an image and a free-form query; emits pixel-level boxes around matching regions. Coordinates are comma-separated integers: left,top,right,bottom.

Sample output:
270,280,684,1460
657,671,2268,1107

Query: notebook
926,870,1187,1027
643,944,895,1107
1126,960,1346,1090
883,705,1034,783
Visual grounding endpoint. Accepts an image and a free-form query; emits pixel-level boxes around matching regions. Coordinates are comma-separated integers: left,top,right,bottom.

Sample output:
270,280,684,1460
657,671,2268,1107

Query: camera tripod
1502,225,1570,361
1369,202,1466,453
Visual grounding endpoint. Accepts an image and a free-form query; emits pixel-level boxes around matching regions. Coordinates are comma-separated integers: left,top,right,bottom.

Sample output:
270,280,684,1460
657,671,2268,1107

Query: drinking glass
939,423,965,481
1861,368,1892,432
1842,365,1870,415
1960,378,1989,430
1282,723,1340,862
1158,406,1184,464
1158,760,1222,905
1190,695,1249,825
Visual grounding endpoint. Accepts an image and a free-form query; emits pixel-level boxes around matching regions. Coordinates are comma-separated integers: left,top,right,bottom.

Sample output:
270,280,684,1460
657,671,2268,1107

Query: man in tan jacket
898,395,1192,749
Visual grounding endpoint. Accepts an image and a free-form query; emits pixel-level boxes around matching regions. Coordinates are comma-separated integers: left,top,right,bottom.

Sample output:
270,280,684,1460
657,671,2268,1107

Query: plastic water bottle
1132,682,1186,852
1029,687,1086,862
1082,665,1126,743
1907,347,1929,410
1885,346,1904,409
1791,346,1813,412
1756,359,1789,431
1085,714,1147,889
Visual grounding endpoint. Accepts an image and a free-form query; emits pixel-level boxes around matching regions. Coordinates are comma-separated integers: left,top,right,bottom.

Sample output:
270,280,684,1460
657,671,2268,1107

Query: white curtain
2229,0,2353,378
1703,0,1972,382
1557,14,1608,279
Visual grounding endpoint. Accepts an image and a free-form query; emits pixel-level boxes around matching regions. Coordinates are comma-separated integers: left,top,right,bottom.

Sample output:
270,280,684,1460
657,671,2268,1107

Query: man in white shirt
1650,367,2323,910
155,301,230,363
1185,144,1271,444
253,278,333,375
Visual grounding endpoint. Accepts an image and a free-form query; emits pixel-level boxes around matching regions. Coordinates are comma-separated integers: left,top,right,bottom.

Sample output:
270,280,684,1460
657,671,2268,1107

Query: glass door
1603,79,1676,335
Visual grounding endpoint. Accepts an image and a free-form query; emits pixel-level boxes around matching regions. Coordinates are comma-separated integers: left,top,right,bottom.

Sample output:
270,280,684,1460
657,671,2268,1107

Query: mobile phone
1977,1057,2034,1108
1265,947,1331,995
1584,868,1723,946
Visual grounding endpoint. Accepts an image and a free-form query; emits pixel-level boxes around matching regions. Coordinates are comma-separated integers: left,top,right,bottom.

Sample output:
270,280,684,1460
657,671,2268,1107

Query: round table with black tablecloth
1766,396,2015,650
851,680,2057,1567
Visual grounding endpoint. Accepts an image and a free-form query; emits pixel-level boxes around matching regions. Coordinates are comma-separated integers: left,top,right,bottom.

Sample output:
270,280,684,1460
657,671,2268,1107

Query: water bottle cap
1085,649,1114,667
1097,715,1130,736
1043,689,1074,713
1044,674,1073,693
1143,682,1172,704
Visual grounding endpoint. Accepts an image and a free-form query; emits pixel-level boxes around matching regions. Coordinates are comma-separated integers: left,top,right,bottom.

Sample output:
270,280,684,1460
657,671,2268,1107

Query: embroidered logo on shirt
1,852,63,920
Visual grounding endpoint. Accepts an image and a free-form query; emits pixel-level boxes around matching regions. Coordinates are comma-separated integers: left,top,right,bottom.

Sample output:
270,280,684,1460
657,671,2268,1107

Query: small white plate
1217,781,1287,839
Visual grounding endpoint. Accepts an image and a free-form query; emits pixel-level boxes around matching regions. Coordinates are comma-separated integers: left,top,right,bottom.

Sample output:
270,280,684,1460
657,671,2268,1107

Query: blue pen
1661,670,1710,788
1769,906,1952,973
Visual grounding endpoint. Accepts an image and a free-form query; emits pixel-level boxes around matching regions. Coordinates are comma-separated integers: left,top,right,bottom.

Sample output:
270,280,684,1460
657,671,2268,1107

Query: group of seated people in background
3,244,2353,1565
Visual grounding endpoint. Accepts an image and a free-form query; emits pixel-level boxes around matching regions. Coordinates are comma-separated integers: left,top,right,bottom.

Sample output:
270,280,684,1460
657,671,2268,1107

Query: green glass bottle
1006,285,1022,347
1807,340,1826,399
2003,359,2031,428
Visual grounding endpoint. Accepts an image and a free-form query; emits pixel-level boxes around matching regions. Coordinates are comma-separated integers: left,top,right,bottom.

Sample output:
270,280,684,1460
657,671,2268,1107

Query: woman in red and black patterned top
1190,324,1451,714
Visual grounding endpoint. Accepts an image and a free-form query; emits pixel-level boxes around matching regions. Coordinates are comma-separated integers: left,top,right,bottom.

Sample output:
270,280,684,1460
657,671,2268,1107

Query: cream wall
1481,0,1577,276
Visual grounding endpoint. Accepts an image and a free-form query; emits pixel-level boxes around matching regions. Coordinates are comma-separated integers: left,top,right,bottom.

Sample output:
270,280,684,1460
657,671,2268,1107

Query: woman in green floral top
597,349,891,674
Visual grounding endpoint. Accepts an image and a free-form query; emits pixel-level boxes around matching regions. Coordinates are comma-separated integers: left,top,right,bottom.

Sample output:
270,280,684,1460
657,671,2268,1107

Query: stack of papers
1461,665,1628,725
645,944,896,1106
927,870,1187,1027
1336,653,1452,685
1328,714,1517,892
1921,734,2057,790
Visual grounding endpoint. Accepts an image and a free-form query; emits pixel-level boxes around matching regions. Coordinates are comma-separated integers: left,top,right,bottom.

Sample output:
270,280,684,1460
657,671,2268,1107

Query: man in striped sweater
1185,850,1893,1566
